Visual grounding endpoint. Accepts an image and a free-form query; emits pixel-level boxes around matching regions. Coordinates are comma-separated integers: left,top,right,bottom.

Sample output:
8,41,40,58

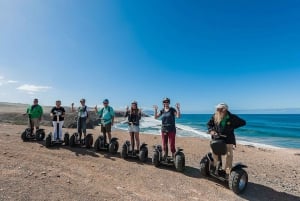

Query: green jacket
26,104,43,119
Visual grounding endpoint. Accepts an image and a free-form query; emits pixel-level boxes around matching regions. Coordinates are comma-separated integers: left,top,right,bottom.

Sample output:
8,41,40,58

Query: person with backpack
154,97,181,159
24,98,43,135
71,98,89,142
125,101,142,154
94,99,115,144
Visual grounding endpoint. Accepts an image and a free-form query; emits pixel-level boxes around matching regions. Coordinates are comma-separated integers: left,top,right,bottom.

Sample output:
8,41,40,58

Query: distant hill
0,102,147,128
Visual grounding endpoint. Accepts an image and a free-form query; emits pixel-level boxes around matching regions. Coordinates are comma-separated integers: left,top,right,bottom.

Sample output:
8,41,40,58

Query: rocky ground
0,123,299,201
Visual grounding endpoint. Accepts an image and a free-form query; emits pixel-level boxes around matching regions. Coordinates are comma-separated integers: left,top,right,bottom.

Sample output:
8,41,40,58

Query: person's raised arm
94,105,98,113
175,103,181,118
153,105,161,119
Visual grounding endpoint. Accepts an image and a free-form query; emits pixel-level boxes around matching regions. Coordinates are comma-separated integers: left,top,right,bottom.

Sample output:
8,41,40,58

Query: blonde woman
207,103,246,175
125,101,142,154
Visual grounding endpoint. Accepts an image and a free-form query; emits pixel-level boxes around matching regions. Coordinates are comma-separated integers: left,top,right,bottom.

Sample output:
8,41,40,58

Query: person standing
125,101,142,154
94,99,115,144
24,98,43,135
207,103,246,175
154,97,181,159
50,100,65,141
71,98,89,142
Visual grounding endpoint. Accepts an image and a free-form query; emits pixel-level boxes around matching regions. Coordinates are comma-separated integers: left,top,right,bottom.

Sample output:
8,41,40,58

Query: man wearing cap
71,98,89,142
94,99,115,144
24,98,43,135
207,103,246,176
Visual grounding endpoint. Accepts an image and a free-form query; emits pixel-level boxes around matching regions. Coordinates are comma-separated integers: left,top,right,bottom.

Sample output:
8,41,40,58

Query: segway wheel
35,130,45,141
199,157,209,176
64,133,70,145
139,147,148,162
175,152,185,172
121,144,128,159
229,169,248,194
69,134,76,147
109,141,119,154
21,131,28,141
85,134,93,149
94,138,100,151
45,134,52,148
152,150,160,167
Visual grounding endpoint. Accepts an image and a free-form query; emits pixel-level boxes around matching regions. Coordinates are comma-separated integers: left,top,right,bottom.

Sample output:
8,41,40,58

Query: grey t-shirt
160,107,176,132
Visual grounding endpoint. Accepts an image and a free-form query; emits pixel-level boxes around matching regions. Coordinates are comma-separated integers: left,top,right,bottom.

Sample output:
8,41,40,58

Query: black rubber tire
21,131,27,141
85,134,93,149
175,152,185,172
121,144,128,159
152,151,160,167
94,138,100,151
45,134,51,148
139,147,148,162
64,133,70,145
35,130,45,141
199,157,209,176
69,134,76,147
109,141,119,154
229,169,248,194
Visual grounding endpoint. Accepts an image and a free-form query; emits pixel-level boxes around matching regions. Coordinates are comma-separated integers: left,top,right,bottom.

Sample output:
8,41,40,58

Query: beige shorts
30,118,41,128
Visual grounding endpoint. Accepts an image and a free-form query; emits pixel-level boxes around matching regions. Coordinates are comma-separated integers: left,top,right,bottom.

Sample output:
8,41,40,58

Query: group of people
25,97,246,177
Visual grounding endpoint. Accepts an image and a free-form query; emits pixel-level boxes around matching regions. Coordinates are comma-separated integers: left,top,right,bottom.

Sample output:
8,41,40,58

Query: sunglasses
163,101,170,104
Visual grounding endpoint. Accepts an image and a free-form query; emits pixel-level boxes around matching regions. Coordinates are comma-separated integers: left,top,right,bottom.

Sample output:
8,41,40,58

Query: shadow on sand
36,140,100,158
198,174,300,201
240,182,300,201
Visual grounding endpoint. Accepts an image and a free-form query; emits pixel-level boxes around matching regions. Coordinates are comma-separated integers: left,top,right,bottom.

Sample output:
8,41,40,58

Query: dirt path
0,124,299,201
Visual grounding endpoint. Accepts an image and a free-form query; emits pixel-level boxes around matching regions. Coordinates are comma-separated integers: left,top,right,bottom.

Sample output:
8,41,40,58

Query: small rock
66,180,71,184
41,172,47,175
57,175,60,178
3,152,7,155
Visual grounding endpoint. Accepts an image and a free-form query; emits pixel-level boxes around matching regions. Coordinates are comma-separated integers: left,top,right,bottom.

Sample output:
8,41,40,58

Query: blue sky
0,0,299,113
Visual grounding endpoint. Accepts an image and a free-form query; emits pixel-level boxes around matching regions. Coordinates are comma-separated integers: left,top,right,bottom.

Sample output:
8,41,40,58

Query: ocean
115,114,300,149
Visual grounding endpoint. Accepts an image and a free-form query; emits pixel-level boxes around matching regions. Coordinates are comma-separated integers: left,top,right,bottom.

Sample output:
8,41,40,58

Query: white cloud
7,80,19,84
17,84,52,94
0,82,2,86
0,76,4,80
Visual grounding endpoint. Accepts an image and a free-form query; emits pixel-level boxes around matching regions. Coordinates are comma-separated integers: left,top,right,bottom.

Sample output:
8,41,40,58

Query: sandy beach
0,122,299,201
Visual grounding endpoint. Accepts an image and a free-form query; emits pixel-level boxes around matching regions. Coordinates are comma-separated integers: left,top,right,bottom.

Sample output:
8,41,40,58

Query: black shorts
101,123,112,133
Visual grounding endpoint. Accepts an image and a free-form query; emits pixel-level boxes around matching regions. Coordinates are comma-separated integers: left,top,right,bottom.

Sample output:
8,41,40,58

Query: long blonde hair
214,111,226,125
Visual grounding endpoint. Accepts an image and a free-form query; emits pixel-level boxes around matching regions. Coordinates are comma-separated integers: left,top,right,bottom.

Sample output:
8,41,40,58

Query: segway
45,112,69,148
152,125,185,172
69,115,93,148
152,145,185,172
21,114,45,141
94,135,119,154
121,140,148,162
93,119,119,154
199,134,248,194
69,132,93,148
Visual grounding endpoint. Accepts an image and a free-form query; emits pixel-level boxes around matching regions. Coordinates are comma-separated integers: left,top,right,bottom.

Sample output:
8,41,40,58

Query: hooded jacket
207,111,246,145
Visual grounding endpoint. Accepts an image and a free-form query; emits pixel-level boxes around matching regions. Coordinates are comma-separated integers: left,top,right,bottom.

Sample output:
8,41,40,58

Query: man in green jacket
25,98,43,135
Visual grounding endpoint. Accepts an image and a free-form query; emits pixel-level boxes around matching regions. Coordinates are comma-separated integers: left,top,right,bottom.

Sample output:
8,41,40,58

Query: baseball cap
216,103,228,110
